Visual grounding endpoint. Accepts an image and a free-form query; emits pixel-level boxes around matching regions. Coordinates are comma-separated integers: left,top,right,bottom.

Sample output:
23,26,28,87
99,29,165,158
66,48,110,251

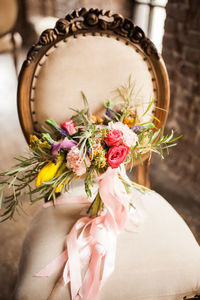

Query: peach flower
66,147,91,176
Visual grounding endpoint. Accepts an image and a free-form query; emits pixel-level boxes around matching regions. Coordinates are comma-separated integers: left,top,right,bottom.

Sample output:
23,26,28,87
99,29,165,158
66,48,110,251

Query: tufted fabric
31,35,156,131
14,183,200,300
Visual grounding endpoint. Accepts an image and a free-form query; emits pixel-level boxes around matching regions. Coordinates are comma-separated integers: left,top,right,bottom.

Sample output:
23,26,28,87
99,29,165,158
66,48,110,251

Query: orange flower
124,116,134,127
91,115,97,123
97,116,103,124
89,146,104,160
91,115,103,124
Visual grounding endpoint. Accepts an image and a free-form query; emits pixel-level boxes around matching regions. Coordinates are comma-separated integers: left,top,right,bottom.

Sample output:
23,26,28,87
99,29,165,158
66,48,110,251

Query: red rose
104,129,123,147
106,145,129,168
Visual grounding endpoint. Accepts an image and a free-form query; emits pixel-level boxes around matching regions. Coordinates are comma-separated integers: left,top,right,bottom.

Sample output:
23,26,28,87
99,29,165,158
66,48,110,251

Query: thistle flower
105,108,111,117
131,125,143,132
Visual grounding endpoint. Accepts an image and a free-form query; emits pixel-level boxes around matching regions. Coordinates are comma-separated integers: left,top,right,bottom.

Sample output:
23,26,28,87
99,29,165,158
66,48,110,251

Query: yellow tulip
35,155,64,187
54,177,70,193
53,163,68,193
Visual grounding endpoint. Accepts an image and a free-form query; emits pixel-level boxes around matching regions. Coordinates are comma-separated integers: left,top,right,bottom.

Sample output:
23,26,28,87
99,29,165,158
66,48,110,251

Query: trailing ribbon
35,167,143,300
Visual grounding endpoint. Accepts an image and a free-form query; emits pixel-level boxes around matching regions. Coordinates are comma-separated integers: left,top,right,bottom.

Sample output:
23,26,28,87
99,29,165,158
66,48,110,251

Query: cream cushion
31,35,157,131
14,185,200,300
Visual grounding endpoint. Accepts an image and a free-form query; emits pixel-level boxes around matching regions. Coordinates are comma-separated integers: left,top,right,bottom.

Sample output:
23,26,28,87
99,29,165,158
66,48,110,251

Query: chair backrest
17,8,170,185
0,0,18,37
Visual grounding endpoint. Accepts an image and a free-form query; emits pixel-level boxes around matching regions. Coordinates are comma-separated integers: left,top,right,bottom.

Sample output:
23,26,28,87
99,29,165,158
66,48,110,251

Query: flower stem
89,190,104,217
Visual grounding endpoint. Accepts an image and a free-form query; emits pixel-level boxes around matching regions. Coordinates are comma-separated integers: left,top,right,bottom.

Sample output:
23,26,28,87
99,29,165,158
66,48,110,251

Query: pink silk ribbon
35,167,140,300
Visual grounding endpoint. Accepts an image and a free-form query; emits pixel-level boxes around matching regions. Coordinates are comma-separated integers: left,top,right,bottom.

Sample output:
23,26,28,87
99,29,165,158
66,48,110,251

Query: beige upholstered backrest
18,8,169,158
0,0,18,36
31,34,156,130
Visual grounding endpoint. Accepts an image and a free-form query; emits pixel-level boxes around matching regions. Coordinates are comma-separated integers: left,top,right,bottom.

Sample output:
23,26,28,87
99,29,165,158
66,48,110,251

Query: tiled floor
0,51,199,300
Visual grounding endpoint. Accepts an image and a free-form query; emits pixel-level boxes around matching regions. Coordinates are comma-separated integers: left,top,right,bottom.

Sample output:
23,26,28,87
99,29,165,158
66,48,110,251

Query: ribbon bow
36,167,143,300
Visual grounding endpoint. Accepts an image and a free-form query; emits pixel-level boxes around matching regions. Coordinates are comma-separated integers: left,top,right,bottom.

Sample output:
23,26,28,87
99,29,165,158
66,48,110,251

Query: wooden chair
14,8,200,300
0,0,20,71
17,8,170,188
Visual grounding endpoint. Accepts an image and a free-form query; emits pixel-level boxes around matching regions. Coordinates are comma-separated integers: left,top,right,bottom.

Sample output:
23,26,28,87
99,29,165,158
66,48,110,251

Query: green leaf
42,133,55,144
142,99,154,116
0,191,3,209
168,135,182,143
89,191,104,217
130,202,136,209
151,129,161,143
4,167,25,176
81,91,91,120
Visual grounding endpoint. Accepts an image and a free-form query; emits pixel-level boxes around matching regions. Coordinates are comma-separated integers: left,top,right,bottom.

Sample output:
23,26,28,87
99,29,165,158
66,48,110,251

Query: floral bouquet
0,80,180,300
0,81,179,221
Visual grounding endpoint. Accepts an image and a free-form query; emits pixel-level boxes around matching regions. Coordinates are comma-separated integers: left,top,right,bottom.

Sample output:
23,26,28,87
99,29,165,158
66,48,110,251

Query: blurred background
0,0,199,299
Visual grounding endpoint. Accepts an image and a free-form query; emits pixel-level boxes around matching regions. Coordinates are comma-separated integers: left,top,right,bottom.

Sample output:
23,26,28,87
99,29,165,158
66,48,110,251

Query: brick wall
161,0,200,200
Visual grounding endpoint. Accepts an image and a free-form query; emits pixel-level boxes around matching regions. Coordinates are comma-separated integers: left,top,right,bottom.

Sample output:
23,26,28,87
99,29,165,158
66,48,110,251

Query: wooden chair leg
133,159,151,188
11,32,18,75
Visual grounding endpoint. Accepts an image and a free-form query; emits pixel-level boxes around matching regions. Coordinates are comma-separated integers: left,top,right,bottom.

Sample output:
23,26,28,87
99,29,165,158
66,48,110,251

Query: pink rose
106,145,129,169
109,122,138,148
61,120,77,135
104,129,123,147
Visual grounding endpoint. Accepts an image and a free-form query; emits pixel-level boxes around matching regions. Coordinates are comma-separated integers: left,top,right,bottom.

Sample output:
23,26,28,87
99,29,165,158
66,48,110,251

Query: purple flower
51,137,77,156
106,108,111,117
131,125,143,132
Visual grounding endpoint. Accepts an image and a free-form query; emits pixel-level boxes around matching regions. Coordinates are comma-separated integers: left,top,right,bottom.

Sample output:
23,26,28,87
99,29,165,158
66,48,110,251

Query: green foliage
85,167,95,198
0,78,181,221
0,151,45,221
87,191,104,217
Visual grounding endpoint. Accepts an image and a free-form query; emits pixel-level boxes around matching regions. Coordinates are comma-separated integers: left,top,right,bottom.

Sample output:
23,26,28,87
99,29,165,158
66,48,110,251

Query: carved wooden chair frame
17,8,170,188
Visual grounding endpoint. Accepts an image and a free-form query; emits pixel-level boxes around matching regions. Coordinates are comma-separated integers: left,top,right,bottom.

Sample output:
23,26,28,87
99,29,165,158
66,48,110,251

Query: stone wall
162,0,200,200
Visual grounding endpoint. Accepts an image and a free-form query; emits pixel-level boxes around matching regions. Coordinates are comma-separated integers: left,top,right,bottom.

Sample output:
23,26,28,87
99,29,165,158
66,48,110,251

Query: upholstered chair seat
14,183,200,300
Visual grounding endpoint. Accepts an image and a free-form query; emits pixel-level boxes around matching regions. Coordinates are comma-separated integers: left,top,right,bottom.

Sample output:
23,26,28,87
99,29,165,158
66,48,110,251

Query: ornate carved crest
25,8,160,65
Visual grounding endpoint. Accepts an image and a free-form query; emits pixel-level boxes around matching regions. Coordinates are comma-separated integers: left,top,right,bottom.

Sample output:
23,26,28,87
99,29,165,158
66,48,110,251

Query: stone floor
0,51,199,300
